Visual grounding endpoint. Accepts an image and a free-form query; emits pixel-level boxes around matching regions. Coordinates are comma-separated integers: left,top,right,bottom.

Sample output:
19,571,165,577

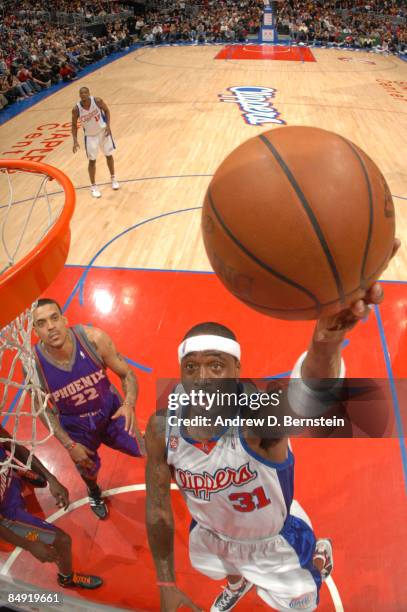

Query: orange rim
0,159,75,329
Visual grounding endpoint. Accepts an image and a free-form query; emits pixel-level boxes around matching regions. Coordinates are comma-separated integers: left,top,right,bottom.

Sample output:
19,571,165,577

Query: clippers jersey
77,96,106,136
34,326,120,417
166,404,294,541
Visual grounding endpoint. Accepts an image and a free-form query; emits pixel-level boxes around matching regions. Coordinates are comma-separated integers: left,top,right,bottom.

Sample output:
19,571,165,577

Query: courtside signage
219,86,286,126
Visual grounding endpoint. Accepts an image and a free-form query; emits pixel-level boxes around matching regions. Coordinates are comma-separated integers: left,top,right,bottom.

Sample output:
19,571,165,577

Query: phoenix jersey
0,448,14,511
34,325,121,417
76,96,106,136
166,391,294,541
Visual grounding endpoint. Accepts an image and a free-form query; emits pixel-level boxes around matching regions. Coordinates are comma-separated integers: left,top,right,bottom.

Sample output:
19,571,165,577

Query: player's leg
101,397,144,458
253,515,322,611
101,131,119,189
189,522,253,611
0,511,102,589
59,416,108,519
75,453,108,520
84,134,101,198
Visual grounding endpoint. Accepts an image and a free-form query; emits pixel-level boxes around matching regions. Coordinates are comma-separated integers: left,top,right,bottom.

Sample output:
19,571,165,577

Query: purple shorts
0,478,56,544
60,396,142,478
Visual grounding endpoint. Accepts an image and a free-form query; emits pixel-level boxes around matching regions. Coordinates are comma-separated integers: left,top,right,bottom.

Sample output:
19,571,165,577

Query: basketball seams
206,188,321,311
340,138,374,290
257,133,346,306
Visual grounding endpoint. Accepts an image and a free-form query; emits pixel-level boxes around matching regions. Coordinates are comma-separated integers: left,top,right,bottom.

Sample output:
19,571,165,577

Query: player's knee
54,529,72,550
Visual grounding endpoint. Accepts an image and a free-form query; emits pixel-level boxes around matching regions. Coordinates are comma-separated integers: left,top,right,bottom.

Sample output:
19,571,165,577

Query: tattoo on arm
146,460,174,581
145,417,174,581
39,405,72,447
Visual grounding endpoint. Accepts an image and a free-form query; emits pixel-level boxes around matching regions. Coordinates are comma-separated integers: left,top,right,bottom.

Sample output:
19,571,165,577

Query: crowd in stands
137,0,264,44
0,0,406,113
276,1,406,52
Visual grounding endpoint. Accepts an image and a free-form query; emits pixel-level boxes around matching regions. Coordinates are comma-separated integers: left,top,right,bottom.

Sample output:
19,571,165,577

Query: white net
0,165,68,475
1,167,64,274
0,303,53,474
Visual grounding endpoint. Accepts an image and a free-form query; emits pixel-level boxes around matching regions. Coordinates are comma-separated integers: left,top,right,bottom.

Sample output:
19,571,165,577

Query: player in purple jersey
0,425,102,589
33,298,145,520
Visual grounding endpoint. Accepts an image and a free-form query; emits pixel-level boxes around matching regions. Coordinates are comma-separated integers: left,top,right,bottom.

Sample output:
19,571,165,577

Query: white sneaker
314,538,333,581
210,578,253,611
90,186,101,198
111,179,120,190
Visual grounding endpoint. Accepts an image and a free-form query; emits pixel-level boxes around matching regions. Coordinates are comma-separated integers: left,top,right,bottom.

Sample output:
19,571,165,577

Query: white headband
178,335,241,363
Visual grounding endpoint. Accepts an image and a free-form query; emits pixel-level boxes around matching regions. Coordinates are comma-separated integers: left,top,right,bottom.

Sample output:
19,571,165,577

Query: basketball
201,126,396,320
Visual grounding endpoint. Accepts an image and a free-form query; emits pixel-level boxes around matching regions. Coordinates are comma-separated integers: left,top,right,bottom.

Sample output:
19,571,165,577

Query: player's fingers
391,237,401,259
111,408,122,420
364,282,384,305
84,447,96,456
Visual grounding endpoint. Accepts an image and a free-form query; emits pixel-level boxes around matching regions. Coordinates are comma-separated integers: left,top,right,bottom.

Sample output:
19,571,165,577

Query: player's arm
95,97,111,136
71,106,80,152
37,401,96,471
145,413,202,612
0,427,70,510
302,283,384,382
84,326,142,440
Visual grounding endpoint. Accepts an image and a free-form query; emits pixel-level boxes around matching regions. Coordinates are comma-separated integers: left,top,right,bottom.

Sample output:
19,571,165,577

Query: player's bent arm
71,106,79,144
145,413,175,582
95,98,110,127
38,401,73,448
85,326,138,407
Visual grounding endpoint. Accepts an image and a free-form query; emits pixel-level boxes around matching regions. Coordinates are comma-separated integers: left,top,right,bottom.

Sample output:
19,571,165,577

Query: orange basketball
201,126,395,320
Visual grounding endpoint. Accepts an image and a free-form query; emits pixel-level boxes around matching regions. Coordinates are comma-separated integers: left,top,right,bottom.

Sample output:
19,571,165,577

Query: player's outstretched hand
48,476,70,510
68,442,96,470
159,585,203,612
73,142,80,153
315,238,400,342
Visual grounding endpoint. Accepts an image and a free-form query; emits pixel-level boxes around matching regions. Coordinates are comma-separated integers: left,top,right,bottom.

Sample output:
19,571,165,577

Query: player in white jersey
145,279,391,612
71,86,119,198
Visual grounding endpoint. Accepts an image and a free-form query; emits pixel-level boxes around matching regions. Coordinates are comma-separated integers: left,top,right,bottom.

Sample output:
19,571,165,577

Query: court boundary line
374,305,407,493
0,483,344,611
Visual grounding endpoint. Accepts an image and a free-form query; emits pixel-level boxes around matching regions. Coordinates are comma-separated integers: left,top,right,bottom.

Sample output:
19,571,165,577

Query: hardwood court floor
0,45,406,276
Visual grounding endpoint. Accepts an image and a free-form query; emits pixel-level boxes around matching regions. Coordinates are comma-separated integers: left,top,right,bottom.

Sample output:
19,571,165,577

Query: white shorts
189,501,321,611
84,130,115,161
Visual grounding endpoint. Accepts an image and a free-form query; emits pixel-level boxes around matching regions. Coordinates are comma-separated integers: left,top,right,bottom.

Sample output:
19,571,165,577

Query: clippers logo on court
289,593,315,609
176,462,257,500
219,87,286,126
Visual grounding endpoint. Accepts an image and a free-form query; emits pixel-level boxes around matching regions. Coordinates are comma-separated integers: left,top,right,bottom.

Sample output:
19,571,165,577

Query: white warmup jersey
77,96,106,136
166,401,294,541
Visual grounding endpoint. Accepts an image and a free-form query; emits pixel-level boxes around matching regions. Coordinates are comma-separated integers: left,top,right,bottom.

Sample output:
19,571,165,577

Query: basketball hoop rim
0,159,75,329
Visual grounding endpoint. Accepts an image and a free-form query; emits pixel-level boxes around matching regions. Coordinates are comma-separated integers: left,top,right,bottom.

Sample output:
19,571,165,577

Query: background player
145,281,387,612
33,298,145,520
71,86,119,198
0,425,102,589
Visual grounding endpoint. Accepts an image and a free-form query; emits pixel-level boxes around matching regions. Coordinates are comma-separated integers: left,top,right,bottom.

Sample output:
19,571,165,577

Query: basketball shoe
314,538,333,581
111,177,120,190
90,186,101,198
210,577,253,611
58,572,103,589
87,485,108,519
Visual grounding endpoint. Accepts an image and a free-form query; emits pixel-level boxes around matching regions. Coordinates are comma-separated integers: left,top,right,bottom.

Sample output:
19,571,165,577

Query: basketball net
0,160,75,474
